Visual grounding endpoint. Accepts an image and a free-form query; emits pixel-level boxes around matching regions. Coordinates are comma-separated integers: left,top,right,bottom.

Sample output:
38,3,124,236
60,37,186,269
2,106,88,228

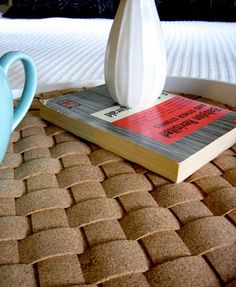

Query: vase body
104,0,167,108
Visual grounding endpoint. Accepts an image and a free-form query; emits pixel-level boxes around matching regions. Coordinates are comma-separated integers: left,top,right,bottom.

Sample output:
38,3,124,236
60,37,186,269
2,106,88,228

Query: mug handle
0,51,37,131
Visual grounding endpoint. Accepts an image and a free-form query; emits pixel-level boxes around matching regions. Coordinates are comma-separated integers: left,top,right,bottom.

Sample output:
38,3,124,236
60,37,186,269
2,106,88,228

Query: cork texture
0,90,235,286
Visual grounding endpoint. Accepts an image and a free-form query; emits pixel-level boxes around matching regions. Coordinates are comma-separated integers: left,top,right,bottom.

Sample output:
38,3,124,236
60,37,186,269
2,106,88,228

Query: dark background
3,0,236,21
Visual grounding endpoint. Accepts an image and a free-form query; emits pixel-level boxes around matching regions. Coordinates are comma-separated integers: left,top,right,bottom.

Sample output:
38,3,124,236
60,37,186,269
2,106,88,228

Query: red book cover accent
113,96,229,144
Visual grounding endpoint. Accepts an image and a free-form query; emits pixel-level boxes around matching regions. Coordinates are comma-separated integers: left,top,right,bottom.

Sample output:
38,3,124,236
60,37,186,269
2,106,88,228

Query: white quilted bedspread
0,15,235,104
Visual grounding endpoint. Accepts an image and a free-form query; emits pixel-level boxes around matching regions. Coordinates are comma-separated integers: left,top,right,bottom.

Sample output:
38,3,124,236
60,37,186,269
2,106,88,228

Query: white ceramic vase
104,0,167,108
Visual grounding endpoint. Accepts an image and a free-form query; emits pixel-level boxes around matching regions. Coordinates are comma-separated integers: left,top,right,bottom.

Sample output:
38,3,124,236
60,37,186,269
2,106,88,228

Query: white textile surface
0,16,235,103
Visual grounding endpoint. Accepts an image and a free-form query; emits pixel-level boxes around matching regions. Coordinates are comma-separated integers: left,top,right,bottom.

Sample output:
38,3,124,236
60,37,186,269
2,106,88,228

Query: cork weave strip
14,134,54,154
0,89,235,287
0,153,22,170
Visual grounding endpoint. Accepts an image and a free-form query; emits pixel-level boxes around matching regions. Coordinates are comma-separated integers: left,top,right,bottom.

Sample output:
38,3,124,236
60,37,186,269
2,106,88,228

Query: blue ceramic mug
0,51,37,163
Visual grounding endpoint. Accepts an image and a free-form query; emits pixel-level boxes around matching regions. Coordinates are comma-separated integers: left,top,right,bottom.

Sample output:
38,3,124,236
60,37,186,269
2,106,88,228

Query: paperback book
40,85,236,182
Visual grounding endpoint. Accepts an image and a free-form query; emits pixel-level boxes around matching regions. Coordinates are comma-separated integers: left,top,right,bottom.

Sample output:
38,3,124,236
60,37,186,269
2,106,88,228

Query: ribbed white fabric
0,15,235,99
0,17,111,92
164,21,236,83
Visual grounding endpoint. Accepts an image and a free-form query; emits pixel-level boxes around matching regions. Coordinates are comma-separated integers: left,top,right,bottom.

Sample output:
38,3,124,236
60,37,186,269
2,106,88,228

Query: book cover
40,85,236,182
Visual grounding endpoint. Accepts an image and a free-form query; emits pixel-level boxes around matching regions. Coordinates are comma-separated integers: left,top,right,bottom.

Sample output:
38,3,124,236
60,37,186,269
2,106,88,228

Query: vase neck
121,0,154,3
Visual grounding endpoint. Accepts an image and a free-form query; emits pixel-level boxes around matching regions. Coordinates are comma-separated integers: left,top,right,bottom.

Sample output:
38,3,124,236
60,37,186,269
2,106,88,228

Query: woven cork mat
0,89,236,287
